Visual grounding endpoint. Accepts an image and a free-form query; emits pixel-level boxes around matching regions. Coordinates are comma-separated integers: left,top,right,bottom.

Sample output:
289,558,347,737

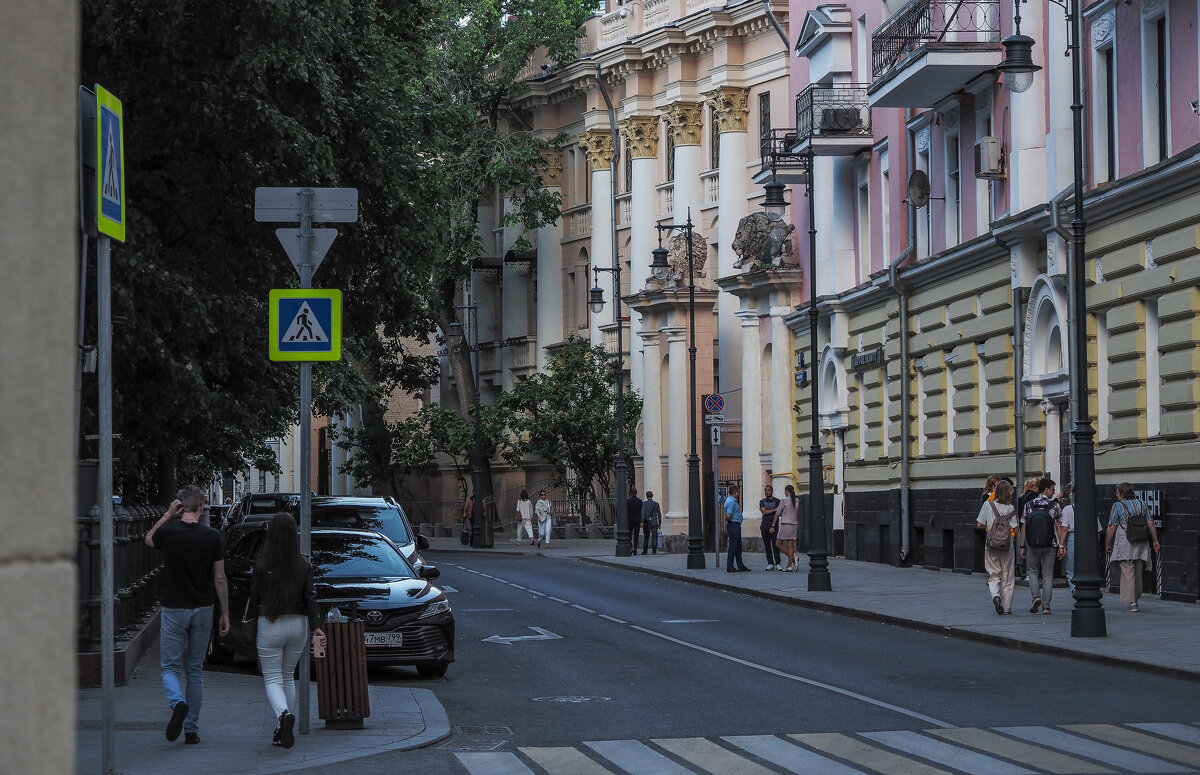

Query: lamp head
448,320,465,345
650,245,669,280
588,284,605,314
762,179,787,221
997,32,1039,94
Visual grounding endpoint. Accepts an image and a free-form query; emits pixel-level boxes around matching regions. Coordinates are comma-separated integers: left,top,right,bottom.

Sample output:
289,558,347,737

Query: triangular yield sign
275,228,337,277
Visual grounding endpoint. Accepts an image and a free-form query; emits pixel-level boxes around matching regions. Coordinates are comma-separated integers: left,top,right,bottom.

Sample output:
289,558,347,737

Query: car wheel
206,628,234,665
416,663,448,679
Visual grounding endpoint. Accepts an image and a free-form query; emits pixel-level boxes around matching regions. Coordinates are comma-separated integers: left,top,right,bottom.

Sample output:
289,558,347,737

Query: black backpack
1024,504,1055,548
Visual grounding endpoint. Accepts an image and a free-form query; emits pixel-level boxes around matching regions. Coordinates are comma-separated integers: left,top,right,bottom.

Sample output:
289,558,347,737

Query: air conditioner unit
819,107,863,134
975,137,1005,179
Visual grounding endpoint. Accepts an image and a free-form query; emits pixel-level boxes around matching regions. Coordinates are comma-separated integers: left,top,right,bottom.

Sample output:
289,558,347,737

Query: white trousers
538,517,551,544
984,545,1015,613
517,516,535,542
257,615,308,721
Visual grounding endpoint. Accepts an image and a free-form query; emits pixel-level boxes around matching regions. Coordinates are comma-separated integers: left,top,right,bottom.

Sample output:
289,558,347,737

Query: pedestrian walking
1057,484,1076,592
1014,477,1040,581
977,480,1017,615
514,490,535,546
534,490,552,548
250,512,326,749
724,485,750,572
1105,482,1160,612
1020,477,1062,615
776,484,799,571
759,484,781,570
144,485,230,745
981,474,1001,502
626,486,643,554
640,491,663,554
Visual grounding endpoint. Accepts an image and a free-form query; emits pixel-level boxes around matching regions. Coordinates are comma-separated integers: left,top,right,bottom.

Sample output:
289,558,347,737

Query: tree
81,0,443,499
496,337,642,525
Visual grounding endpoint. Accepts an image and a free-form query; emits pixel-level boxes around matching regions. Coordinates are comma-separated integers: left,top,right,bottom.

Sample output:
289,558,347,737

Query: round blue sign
705,394,724,414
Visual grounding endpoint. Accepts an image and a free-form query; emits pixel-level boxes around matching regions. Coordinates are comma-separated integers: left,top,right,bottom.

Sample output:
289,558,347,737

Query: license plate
364,632,403,647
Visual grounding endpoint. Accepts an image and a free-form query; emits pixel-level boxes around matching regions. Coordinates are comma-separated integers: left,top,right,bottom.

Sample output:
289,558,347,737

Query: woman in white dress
1105,481,1160,612
976,480,1017,615
514,490,534,546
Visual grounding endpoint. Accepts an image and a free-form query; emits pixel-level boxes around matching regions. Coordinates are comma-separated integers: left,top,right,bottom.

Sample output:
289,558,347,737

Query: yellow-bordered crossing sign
269,289,342,362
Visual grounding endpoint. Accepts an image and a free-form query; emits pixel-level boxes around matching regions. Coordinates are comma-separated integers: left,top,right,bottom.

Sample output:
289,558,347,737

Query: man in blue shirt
723,485,750,572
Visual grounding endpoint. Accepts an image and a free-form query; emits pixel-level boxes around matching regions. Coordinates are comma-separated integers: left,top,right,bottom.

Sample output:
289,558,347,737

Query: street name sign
95,85,125,242
269,289,342,362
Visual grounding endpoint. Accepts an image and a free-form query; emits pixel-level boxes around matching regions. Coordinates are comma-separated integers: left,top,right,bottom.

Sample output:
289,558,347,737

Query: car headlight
418,598,451,619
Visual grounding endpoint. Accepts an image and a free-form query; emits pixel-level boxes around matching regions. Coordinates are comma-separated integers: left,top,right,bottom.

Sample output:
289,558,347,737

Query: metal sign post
255,186,356,735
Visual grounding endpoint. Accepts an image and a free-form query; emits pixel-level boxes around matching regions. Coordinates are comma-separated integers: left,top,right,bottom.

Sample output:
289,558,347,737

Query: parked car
222,494,429,572
209,525,454,677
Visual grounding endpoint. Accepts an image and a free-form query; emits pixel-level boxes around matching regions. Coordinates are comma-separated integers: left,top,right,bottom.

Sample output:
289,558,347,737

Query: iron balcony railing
872,0,999,80
759,128,810,174
794,84,871,144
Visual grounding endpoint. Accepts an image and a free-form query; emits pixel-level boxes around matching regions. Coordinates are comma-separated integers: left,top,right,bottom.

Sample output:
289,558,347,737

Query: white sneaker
766,564,775,571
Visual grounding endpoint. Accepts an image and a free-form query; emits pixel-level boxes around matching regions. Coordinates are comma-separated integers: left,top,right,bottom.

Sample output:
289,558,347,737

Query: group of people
145,486,326,750
719,483,801,573
976,475,1160,616
512,489,554,549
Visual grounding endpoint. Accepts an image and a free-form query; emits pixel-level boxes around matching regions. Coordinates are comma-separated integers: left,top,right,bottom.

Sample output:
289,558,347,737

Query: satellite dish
907,170,931,209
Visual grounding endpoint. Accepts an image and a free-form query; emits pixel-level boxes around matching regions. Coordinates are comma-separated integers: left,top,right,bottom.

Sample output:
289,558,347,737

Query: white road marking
572,604,596,613
482,626,562,645
599,614,626,624
548,596,569,604
662,619,717,623
630,625,953,728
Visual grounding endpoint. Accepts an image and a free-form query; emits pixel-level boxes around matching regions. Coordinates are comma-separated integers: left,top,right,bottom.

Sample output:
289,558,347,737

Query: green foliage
496,337,641,522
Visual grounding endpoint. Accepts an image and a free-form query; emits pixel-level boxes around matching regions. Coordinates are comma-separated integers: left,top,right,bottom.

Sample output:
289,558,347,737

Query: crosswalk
454,722,1200,774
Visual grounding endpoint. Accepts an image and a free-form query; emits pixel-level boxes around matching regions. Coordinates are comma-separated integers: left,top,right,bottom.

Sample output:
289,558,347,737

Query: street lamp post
449,304,484,550
649,212,705,569
588,265,632,557
998,0,1105,636
764,155,830,591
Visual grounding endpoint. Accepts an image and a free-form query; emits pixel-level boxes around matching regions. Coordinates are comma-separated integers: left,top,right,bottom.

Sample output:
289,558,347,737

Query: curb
578,557,1200,683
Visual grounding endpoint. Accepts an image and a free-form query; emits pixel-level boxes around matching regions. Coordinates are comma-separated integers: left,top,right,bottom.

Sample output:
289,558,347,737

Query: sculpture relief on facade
704,87,750,133
731,212,797,270
660,102,704,146
645,230,709,291
539,149,563,187
577,130,614,169
619,116,660,159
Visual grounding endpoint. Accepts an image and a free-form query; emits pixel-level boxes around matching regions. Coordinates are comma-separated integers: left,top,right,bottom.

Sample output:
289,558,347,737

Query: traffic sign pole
297,190,314,735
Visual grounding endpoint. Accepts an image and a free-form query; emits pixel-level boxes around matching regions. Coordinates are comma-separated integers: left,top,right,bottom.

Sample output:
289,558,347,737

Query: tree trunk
435,306,495,513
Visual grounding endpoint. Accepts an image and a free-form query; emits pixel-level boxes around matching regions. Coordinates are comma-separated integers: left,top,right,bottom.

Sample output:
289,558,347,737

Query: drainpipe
888,246,914,562
761,0,790,50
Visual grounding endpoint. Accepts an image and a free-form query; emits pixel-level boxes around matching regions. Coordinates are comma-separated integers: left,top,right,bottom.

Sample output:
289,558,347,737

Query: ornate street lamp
448,308,485,550
588,264,632,557
649,212,705,569
998,0,1105,636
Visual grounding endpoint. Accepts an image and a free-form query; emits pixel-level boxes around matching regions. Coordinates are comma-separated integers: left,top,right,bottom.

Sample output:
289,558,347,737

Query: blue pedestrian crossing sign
269,289,342,362
95,85,126,242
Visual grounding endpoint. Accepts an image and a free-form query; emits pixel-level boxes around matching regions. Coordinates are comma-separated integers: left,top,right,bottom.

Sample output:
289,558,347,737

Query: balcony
794,84,872,156
868,0,1001,109
755,128,811,186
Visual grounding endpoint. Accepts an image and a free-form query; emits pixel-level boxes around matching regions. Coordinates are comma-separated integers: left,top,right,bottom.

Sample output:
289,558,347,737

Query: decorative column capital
578,130,614,170
704,86,751,133
638,330,662,346
661,326,687,343
660,102,704,146
539,149,563,187
619,116,660,159
735,308,762,326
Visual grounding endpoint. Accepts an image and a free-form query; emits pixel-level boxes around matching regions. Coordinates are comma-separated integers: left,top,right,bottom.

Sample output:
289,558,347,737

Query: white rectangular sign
255,187,358,223
704,413,725,425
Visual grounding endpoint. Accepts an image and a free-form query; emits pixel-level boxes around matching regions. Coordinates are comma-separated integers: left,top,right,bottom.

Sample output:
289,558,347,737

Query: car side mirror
416,534,430,551
419,565,440,581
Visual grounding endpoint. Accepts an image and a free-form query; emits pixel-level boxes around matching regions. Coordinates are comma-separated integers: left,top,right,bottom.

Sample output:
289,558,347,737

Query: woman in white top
1105,481,1160,612
976,480,1018,615
514,490,535,546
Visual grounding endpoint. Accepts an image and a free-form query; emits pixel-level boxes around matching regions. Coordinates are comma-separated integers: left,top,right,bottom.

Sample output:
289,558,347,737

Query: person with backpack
1105,482,1160,612
976,480,1017,615
1020,477,1062,615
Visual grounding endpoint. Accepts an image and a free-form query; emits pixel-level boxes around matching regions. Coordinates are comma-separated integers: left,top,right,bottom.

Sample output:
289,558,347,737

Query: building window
1146,298,1161,437
623,138,632,194
856,160,871,281
1093,45,1116,183
1142,15,1169,164
1096,310,1109,441
945,133,961,246
710,107,721,170
879,145,890,265
665,131,675,182
975,108,993,234
758,91,771,159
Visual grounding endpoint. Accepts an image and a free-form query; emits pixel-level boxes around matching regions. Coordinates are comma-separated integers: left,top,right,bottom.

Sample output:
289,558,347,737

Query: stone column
661,102,703,222
501,195,527,391
737,309,763,506
1041,399,1062,485
536,150,564,371
579,129,614,346
620,116,659,395
706,87,751,433
663,326,689,521
769,309,796,490
638,330,664,502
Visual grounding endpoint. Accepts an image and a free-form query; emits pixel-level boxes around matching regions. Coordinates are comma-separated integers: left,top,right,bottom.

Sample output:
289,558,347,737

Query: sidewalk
75,648,449,775
428,535,1200,680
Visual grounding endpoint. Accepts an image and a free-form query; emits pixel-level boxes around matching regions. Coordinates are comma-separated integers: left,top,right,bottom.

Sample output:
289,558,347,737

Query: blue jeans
160,606,212,733
726,520,746,570
1064,533,1076,591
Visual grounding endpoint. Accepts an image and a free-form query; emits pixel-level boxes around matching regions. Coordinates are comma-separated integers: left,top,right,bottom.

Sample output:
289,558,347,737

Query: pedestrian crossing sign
95,85,126,242
269,289,342,362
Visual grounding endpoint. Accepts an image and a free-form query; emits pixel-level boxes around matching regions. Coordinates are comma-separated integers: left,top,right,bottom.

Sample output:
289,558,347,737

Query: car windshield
309,505,413,547
312,533,415,580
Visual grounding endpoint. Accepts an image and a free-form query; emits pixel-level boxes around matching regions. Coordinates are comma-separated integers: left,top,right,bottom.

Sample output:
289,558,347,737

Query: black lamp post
588,265,632,558
449,308,485,550
767,156,830,591
649,212,705,569
998,0,1105,636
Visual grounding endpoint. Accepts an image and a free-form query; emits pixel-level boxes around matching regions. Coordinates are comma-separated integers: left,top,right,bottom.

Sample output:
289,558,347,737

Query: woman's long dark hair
256,512,309,621
784,484,797,509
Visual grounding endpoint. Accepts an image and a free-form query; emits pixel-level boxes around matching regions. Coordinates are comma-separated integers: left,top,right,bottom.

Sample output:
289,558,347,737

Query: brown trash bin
315,619,370,729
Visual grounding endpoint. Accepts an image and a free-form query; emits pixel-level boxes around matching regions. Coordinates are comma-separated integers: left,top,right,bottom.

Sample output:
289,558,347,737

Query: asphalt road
297,551,1200,774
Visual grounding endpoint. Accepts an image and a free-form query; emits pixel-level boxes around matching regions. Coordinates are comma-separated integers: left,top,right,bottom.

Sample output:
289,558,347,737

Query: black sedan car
209,525,454,677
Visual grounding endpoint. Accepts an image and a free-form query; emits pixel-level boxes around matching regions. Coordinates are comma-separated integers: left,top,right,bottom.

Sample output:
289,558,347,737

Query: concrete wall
0,2,79,772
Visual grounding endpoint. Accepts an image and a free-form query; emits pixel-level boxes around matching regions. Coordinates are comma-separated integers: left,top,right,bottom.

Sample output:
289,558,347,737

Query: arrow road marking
482,627,562,646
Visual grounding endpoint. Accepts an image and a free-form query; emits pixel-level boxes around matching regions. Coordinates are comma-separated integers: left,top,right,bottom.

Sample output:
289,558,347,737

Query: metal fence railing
871,0,999,80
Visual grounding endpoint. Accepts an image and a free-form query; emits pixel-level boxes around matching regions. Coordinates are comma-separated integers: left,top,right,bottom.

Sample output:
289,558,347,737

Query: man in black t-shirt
627,487,644,554
759,485,782,570
145,485,230,745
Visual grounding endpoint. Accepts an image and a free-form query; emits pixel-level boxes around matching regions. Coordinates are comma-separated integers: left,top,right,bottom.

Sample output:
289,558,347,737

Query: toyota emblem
366,610,383,624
